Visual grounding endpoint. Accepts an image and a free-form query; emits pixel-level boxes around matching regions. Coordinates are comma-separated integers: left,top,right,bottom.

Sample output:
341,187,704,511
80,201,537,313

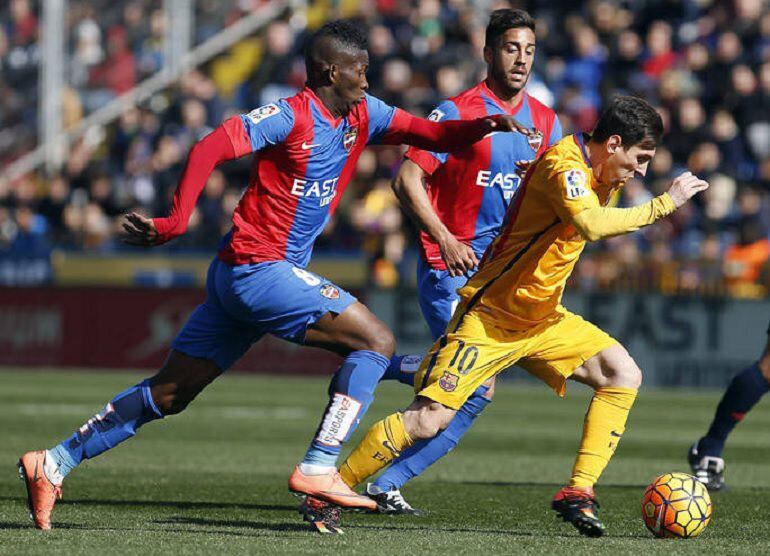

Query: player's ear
606,134,622,155
483,45,493,65
327,63,338,85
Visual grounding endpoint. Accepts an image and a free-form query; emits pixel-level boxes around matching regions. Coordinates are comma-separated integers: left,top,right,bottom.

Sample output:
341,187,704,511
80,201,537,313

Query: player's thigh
216,260,360,349
413,310,519,410
416,257,469,341
570,342,642,390
305,301,395,357
171,293,263,374
517,310,618,397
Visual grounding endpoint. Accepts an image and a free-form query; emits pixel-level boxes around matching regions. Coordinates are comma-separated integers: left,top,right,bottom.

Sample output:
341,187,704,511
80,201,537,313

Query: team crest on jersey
439,371,459,392
527,130,544,153
246,103,280,124
564,168,589,199
427,108,445,122
320,284,340,299
343,126,358,152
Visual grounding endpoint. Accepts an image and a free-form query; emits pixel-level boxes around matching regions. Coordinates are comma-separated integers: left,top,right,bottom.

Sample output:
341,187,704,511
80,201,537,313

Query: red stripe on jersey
418,87,491,269
222,115,253,157
527,95,557,156
329,105,370,215
219,95,310,264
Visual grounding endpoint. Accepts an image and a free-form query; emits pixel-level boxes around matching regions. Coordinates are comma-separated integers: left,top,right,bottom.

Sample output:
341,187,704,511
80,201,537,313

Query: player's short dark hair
591,96,664,149
305,19,368,68
485,9,536,48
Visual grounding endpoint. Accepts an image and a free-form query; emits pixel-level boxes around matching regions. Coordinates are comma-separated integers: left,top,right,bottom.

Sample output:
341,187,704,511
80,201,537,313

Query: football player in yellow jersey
336,96,710,537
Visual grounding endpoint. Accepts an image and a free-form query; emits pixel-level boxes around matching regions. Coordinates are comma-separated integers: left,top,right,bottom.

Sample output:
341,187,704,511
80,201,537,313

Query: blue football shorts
172,257,357,371
416,256,476,341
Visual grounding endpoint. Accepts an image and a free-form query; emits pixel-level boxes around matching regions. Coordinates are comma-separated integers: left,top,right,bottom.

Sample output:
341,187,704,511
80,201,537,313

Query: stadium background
1,0,769,385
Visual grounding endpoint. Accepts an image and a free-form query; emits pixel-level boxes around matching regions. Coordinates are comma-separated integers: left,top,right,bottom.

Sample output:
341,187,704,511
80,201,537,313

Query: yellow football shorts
413,307,618,409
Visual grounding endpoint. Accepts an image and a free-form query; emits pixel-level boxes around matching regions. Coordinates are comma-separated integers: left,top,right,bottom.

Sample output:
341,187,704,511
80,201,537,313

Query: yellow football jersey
455,134,617,330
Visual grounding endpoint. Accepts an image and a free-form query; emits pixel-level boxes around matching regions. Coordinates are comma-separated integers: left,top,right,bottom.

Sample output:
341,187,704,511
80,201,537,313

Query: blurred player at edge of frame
368,8,562,515
17,19,528,531
689,319,770,490
336,96,710,537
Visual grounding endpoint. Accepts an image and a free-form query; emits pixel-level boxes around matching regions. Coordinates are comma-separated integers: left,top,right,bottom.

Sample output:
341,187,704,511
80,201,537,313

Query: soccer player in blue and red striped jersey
17,20,527,531
371,9,562,513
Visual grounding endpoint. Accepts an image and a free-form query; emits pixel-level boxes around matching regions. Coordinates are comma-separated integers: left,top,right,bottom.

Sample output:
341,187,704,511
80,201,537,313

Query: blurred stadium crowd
0,0,769,296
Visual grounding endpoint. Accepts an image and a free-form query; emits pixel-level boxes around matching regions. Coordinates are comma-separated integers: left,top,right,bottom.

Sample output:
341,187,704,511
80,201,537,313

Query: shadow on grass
0,496,294,512
160,515,651,540
459,481,646,490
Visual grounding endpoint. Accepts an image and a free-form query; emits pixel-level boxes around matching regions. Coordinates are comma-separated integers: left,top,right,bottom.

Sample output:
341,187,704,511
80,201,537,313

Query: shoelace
386,491,414,510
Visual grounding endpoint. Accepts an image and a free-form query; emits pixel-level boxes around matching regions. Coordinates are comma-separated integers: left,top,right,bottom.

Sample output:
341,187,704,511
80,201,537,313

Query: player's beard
491,64,529,98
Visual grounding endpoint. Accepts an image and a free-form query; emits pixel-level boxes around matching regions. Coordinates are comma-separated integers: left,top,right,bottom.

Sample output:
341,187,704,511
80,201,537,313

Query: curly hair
305,19,368,66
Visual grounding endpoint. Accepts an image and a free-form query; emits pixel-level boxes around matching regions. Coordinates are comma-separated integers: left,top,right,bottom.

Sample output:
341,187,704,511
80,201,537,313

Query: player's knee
605,355,642,390
362,325,396,358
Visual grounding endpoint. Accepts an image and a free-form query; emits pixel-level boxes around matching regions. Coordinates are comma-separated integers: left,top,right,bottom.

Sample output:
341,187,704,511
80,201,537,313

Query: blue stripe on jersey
239,100,295,151
469,95,538,257
364,94,399,144
282,102,350,267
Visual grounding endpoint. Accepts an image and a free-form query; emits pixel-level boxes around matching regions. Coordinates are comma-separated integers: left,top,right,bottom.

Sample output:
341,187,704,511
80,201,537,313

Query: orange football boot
288,466,376,511
551,485,605,537
18,451,63,530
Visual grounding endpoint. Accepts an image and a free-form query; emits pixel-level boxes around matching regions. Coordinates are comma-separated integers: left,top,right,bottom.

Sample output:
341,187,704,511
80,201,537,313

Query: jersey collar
480,80,526,115
574,133,592,168
304,86,344,127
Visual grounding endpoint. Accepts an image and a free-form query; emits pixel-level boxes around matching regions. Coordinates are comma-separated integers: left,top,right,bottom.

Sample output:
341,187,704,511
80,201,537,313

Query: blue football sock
303,350,390,467
379,354,423,387
374,385,491,491
47,379,163,478
698,363,770,457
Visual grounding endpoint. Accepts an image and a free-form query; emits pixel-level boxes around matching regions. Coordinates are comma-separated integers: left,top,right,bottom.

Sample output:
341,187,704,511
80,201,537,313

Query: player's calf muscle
402,399,456,440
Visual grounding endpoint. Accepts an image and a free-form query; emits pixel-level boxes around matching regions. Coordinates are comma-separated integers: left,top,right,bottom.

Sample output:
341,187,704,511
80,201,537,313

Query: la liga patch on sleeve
246,103,280,124
563,168,589,199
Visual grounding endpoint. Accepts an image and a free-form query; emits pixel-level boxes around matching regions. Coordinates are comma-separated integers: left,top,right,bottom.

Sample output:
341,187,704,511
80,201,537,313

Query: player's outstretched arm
571,171,709,242
392,112,532,153
122,125,238,246
392,159,478,276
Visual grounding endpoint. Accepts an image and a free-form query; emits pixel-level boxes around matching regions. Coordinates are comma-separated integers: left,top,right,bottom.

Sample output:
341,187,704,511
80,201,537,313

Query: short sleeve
548,116,563,147
365,94,399,144
403,100,460,175
235,100,294,154
543,164,600,223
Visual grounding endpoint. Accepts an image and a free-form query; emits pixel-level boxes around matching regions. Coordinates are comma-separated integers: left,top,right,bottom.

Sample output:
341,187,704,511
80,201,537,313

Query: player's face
602,136,656,187
485,27,536,95
332,49,369,116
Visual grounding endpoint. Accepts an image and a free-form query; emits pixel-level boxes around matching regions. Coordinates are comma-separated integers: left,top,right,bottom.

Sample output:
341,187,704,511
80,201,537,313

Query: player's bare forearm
392,160,478,275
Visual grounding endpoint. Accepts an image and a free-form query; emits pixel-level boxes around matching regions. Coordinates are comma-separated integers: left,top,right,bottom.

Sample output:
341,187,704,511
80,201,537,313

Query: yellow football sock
339,412,413,488
570,387,638,489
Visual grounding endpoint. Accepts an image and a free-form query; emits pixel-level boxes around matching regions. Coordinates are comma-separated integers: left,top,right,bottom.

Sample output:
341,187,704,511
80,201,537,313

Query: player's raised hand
484,114,533,137
667,171,710,208
122,212,160,246
439,234,479,277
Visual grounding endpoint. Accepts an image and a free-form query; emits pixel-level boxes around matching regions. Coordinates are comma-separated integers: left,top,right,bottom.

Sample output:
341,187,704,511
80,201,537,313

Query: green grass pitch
1,369,769,554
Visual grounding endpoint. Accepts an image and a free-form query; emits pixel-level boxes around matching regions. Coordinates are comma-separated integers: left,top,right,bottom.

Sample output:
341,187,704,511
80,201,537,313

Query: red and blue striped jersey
218,87,411,267
405,81,561,270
